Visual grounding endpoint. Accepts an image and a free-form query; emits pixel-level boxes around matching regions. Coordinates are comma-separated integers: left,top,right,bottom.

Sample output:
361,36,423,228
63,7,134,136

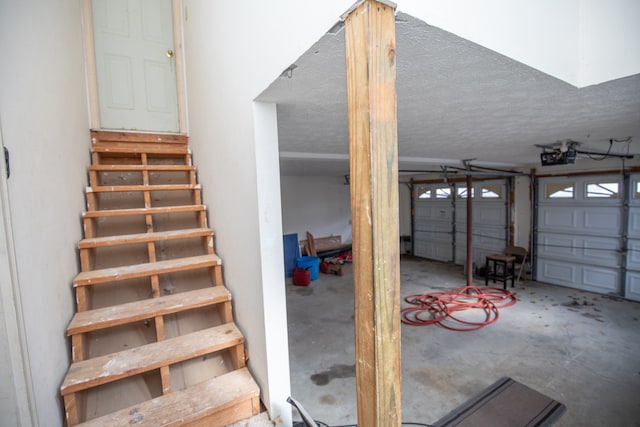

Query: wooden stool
485,254,516,289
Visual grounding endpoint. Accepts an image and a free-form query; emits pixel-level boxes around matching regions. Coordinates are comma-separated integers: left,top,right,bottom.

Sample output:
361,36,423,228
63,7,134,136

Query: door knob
166,49,174,58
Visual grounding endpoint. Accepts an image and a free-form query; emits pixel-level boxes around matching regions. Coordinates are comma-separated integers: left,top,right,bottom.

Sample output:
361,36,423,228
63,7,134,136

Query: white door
536,175,623,295
625,174,640,301
454,179,508,268
413,183,454,262
92,0,179,132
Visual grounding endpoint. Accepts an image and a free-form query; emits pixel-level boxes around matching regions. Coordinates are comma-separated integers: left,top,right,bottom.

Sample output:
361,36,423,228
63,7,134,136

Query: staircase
60,131,260,426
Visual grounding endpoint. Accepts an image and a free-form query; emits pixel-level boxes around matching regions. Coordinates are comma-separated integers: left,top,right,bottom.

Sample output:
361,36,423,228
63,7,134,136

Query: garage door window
418,188,431,199
586,182,620,198
457,187,474,199
436,188,451,199
635,181,640,199
481,184,503,199
546,182,574,199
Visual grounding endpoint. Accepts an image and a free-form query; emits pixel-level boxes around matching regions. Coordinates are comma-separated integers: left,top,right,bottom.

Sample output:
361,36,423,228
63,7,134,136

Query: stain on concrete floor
311,364,356,386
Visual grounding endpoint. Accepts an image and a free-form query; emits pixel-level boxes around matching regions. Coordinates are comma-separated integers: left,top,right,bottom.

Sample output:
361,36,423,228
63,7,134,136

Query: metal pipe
466,174,473,286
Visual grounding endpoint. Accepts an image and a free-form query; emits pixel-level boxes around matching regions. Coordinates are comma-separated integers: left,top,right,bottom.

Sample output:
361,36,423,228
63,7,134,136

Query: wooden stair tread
68,286,231,335
91,130,187,145
82,205,206,218
91,144,188,155
78,228,212,248
87,184,201,193
75,368,259,427
91,141,191,157
90,164,195,172
73,254,221,287
60,323,244,395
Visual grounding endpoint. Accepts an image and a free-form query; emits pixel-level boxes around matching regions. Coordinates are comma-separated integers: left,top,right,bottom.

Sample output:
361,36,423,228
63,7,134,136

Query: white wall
181,1,353,424
0,0,90,425
578,0,640,87
399,0,640,87
280,176,352,244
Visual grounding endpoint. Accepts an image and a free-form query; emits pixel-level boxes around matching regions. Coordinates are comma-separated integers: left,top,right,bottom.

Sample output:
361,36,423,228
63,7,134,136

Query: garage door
413,183,454,262
625,173,640,301
413,179,508,266
454,180,508,268
536,175,623,295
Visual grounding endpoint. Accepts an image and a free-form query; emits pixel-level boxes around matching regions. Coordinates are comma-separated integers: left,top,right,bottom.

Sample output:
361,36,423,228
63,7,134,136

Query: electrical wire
293,422,434,427
583,139,614,161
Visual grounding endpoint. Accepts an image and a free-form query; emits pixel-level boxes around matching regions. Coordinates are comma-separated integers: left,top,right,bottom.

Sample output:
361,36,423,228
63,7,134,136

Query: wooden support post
344,1,401,426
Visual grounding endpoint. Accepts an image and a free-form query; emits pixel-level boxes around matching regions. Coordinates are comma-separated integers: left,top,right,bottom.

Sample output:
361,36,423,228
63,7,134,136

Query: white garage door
625,174,640,301
536,175,623,295
454,180,508,268
413,183,454,262
413,179,508,266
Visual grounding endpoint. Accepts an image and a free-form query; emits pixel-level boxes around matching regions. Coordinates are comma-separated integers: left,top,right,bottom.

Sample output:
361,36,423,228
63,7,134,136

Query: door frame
0,120,37,426
81,0,188,134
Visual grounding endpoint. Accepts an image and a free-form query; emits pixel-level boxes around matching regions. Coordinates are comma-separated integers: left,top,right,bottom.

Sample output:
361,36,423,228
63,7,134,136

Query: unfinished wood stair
60,131,260,426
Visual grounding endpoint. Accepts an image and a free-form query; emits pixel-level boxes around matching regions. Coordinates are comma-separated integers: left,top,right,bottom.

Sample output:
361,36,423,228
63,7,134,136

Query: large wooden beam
343,1,401,425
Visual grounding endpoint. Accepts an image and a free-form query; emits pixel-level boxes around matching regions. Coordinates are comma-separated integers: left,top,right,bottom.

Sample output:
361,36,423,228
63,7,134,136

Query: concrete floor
286,256,640,427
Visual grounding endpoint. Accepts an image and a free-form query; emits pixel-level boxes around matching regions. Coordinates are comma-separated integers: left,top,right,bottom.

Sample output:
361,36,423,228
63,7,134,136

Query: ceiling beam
343,1,401,426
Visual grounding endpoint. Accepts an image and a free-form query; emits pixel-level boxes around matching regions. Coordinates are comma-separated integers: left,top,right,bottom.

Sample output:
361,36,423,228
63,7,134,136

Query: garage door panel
414,222,452,234
627,240,640,268
581,267,619,293
537,233,578,258
582,238,620,265
539,206,620,236
415,203,452,218
456,207,506,227
539,207,579,229
627,211,640,238
476,228,506,246
538,260,576,283
414,231,452,262
416,222,453,237
583,208,621,234
538,260,619,294
624,272,640,301
538,233,619,267
475,205,506,226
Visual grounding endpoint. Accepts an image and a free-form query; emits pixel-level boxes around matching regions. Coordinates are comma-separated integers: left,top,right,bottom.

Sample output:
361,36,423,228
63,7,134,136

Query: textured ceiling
257,12,640,176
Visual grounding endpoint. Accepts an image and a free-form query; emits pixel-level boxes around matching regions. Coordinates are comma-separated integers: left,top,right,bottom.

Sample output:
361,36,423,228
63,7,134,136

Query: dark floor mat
433,377,566,427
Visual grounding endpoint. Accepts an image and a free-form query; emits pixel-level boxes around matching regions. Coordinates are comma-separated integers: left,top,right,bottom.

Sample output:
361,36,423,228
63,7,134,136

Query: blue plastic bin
296,256,320,281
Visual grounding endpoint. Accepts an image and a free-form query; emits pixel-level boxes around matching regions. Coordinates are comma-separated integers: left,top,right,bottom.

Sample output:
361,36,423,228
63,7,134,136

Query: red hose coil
401,285,517,331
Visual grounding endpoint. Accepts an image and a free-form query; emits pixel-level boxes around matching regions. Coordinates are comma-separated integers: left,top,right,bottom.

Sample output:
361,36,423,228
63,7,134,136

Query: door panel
92,0,178,132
